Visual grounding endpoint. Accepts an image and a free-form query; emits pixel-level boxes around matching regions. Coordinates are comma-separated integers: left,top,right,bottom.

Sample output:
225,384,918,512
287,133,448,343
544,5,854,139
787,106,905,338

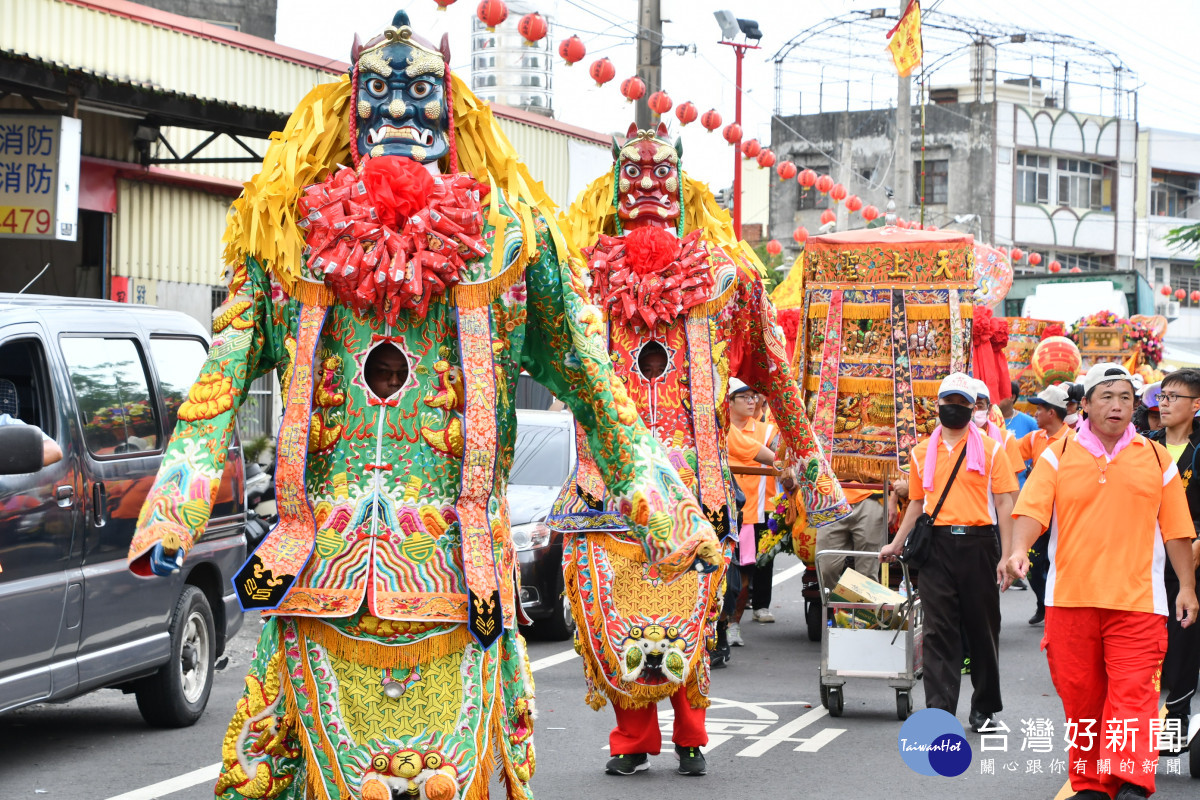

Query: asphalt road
1,563,1196,800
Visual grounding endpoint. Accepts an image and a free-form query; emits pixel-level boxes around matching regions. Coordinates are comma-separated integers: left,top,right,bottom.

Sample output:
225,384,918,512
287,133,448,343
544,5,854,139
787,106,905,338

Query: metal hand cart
815,549,923,720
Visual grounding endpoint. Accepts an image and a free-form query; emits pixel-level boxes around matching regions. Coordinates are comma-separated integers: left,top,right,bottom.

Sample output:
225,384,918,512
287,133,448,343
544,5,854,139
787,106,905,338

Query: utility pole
893,0,911,220
635,0,662,130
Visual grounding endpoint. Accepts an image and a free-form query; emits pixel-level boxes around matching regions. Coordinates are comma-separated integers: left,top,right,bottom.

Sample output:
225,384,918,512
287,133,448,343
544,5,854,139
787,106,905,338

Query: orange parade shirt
728,417,777,525
1018,423,1075,464
1013,434,1194,615
909,433,1019,526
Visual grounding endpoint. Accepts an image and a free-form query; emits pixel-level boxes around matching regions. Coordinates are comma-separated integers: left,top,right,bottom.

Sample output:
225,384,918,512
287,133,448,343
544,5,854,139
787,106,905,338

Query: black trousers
1164,570,1200,716
1027,531,1051,610
919,530,1003,716
752,524,773,611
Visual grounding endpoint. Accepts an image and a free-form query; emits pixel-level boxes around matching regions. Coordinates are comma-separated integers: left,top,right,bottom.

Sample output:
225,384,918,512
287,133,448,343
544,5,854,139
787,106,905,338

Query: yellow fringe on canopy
559,169,768,278
904,303,975,321
221,72,577,300
295,617,470,669
804,376,895,394
913,380,943,396
832,455,897,483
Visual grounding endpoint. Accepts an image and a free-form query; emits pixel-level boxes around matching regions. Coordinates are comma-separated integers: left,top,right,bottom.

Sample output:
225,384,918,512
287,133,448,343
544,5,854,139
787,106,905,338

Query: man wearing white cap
1020,383,1076,625
1008,362,1198,800
881,372,1018,731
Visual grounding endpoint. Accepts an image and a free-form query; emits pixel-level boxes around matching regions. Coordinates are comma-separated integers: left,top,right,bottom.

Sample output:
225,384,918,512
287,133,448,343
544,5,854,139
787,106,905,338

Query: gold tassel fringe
831,455,897,483
295,618,470,669
450,259,528,309
290,279,336,308
904,303,975,321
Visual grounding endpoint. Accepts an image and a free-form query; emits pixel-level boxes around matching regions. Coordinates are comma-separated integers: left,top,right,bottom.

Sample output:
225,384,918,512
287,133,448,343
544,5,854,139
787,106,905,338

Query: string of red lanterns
776,160,797,181
588,58,615,87
476,0,507,32
620,76,646,103
648,90,672,116
675,101,698,126
558,35,585,65
517,12,547,45
700,109,722,132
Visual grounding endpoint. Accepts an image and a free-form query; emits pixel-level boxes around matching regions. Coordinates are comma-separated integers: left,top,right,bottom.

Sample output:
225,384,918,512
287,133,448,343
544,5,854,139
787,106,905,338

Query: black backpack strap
928,444,969,524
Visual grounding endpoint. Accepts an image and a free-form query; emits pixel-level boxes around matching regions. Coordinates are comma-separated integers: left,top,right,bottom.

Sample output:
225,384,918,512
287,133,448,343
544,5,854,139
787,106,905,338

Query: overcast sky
276,0,1200,197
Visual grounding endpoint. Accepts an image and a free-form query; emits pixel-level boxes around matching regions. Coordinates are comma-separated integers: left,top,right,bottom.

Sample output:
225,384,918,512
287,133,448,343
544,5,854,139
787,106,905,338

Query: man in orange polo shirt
1007,362,1198,800
881,373,1018,731
1021,384,1076,625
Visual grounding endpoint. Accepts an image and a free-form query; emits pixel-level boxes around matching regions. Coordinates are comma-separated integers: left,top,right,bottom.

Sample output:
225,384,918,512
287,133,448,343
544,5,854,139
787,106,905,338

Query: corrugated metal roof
2,0,344,116
113,179,228,284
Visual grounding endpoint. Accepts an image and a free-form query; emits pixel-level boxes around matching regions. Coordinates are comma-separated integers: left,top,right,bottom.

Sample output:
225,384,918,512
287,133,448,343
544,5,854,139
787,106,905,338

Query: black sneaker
605,753,649,776
1158,710,1189,756
675,744,707,776
969,708,993,733
1028,606,1045,625
1113,782,1149,800
1067,791,1110,800
961,656,971,675
710,649,729,668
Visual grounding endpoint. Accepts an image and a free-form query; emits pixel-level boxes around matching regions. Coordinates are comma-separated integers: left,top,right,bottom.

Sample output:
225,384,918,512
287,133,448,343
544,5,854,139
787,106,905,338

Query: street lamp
715,10,762,240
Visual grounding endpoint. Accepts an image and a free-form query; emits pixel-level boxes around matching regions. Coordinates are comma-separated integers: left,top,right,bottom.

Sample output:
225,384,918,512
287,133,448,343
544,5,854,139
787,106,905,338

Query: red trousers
1044,606,1168,796
610,687,707,755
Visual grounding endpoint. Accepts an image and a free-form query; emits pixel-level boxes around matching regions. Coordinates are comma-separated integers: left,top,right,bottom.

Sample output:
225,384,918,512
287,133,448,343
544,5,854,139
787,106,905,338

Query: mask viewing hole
364,342,410,400
637,341,669,381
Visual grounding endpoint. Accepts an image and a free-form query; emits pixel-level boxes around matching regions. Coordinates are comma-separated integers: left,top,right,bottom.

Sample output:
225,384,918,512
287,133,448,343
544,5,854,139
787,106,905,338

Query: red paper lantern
675,101,698,126
1028,252,1042,267
776,160,797,181
1176,289,1187,301
845,195,863,213
766,239,783,256
897,218,910,229
1191,290,1200,303
1049,262,1062,273
830,183,847,203
1010,247,1024,263
558,35,586,65
477,0,508,32
648,90,672,116
722,123,742,144
756,149,776,169
517,12,547,45
793,226,809,244
1068,266,1082,273
700,109,722,132
815,174,834,194
588,57,615,87
433,0,457,10
1162,285,1173,297
798,168,817,189
1033,336,1083,385
620,76,646,103
741,139,761,159
820,208,836,225
861,204,880,222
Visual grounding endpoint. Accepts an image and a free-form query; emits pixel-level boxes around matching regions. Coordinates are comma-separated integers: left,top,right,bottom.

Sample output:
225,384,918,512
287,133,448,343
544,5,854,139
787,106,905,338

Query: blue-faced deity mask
351,12,451,165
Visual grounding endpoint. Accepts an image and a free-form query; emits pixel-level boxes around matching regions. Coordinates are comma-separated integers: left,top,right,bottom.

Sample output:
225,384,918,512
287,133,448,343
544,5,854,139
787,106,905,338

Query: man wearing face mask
881,373,1018,731
1019,384,1076,625
973,380,1026,486
1063,382,1084,430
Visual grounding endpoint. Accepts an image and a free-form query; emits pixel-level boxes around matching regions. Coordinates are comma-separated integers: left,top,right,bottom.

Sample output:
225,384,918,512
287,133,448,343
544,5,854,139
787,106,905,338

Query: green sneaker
675,744,707,776
605,753,649,776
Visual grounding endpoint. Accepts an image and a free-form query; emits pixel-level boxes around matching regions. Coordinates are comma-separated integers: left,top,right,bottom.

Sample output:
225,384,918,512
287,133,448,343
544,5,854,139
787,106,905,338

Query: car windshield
509,423,570,487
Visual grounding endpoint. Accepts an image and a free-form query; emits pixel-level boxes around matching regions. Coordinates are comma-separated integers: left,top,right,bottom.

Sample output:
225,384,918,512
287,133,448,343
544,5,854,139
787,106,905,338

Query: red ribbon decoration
585,229,715,329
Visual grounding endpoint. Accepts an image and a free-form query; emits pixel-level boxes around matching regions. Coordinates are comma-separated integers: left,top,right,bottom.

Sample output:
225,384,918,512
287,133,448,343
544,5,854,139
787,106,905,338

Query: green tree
1166,222,1200,268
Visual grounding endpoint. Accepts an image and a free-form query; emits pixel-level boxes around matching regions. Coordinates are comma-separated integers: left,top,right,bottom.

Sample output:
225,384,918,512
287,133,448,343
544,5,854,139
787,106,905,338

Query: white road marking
103,763,221,800
106,559,810,799
737,707,832,757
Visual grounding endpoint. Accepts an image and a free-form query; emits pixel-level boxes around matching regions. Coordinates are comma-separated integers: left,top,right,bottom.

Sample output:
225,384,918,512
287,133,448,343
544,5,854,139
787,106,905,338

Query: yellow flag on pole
886,1,923,78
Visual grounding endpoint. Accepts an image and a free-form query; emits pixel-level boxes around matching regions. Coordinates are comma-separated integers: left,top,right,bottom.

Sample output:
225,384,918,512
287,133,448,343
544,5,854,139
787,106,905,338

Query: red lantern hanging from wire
675,101,698,126
647,91,672,116
1010,247,1024,263
433,0,457,10
798,168,817,190
620,76,646,103
1049,262,1062,273
741,139,761,159
793,226,809,244
1162,285,1173,297
845,195,863,213
756,149,776,169
1028,252,1042,267
558,35,585,65
476,0,508,32
776,160,797,181
1175,288,1186,301
820,208,836,225
588,58,615,87
815,174,834,194
830,183,847,203
1191,290,1200,303
722,123,742,144
766,239,783,256
861,204,880,222
517,12,547,45
700,109,722,132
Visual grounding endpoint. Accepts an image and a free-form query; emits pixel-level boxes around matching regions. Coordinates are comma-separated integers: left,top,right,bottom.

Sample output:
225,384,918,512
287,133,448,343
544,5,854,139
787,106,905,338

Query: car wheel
135,585,215,728
536,591,577,642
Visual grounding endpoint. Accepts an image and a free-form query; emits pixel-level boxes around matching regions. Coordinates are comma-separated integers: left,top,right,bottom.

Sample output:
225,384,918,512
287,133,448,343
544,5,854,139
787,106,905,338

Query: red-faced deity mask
615,122,682,232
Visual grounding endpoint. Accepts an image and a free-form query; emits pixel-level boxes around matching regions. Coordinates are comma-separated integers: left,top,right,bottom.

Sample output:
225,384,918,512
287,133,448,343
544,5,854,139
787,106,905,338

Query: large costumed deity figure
548,123,850,776
126,15,719,800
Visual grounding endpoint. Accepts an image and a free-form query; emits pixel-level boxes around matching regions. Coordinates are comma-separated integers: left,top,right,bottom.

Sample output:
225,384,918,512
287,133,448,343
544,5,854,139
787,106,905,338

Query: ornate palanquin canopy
793,227,976,479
